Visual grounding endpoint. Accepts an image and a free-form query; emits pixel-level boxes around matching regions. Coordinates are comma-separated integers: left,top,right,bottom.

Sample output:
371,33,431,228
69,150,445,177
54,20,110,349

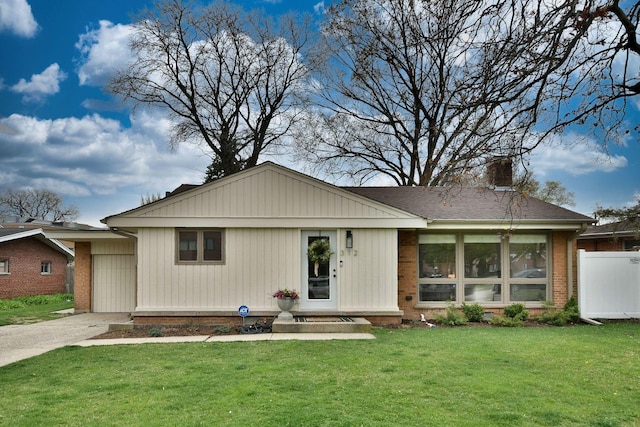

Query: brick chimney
487,157,513,188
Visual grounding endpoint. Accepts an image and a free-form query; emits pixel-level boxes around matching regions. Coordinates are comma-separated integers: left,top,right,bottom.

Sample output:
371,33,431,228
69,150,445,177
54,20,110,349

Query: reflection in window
419,235,456,278
509,235,546,278
510,283,547,301
420,284,456,302
177,229,224,263
178,231,198,261
464,235,501,278
465,284,501,302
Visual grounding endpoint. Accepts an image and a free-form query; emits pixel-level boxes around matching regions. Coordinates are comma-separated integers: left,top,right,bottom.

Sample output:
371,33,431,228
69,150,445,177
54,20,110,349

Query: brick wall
74,242,92,312
397,230,420,320
0,237,69,299
577,239,624,251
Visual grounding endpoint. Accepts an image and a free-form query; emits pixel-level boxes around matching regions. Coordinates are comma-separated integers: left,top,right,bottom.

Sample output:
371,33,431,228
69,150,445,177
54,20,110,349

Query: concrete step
272,317,371,333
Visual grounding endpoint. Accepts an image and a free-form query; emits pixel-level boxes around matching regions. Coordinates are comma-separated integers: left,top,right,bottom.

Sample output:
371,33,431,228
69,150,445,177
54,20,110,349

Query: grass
0,323,638,426
0,293,74,326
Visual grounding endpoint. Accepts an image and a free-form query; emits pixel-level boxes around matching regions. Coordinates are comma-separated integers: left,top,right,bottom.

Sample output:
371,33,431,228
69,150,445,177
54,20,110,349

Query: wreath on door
307,238,333,277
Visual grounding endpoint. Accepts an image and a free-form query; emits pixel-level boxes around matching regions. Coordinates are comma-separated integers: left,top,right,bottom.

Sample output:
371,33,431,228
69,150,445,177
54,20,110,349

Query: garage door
93,255,136,312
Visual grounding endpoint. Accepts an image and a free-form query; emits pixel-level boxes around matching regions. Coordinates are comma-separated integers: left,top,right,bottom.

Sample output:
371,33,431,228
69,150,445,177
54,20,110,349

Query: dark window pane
464,235,501,278
203,231,222,261
179,231,198,261
419,235,456,278
419,284,456,302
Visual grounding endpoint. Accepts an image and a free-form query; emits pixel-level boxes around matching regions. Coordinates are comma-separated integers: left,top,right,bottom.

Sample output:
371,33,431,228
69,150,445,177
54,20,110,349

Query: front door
301,230,337,310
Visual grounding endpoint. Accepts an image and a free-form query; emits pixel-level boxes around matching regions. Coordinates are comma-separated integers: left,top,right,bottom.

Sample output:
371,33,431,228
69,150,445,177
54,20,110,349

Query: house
0,228,75,299
50,162,593,325
578,221,640,251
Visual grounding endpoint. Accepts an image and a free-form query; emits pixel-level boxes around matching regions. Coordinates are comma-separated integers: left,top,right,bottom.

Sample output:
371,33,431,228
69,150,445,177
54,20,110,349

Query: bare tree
0,188,79,222
298,0,638,186
109,0,315,179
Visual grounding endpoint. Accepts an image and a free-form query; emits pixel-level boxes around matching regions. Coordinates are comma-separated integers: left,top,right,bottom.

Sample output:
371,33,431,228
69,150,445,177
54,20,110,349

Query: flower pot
277,297,296,320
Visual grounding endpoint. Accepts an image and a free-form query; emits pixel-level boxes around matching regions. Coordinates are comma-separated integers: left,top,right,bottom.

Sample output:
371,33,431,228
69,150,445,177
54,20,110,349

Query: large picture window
509,235,547,302
419,235,457,302
176,229,224,264
417,233,550,305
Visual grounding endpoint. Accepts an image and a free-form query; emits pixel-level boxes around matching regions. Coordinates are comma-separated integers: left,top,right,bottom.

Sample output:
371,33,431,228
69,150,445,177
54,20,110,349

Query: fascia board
425,220,593,231
106,216,429,229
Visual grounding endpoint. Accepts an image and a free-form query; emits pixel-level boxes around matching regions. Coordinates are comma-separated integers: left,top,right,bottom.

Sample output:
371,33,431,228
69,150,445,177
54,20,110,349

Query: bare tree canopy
0,188,79,222
296,0,639,186
109,0,315,179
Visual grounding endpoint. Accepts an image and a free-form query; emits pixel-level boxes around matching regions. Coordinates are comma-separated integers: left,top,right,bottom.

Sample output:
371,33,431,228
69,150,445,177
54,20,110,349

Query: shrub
536,298,581,326
503,303,529,321
488,315,524,327
148,327,163,337
435,304,468,326
461,303,485,322
564,296,580,323
214,325,231,334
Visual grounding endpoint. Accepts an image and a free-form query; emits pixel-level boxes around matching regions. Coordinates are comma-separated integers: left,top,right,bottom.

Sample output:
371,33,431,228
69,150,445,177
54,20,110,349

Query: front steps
272,317,371,333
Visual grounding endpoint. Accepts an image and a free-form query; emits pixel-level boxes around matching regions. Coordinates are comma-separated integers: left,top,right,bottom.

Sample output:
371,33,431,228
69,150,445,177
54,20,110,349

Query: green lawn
0,323,638,426
0,293,74,326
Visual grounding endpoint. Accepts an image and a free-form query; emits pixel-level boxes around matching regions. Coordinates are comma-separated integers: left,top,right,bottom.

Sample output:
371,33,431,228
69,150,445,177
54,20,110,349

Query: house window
176,229,224,264
41,261,52,275
509,235,547,302
464,234,502,302
0,259,8,274
418,234,457,301
417,233,550,305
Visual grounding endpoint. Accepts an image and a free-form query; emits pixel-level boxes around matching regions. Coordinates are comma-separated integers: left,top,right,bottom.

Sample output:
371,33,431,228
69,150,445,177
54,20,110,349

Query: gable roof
104,162,427,229
345,186,594,230
0,228,75,260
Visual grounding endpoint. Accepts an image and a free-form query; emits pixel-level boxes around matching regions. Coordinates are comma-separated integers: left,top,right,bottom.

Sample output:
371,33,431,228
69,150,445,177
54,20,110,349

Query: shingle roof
343,186,594,223
580,220,640,238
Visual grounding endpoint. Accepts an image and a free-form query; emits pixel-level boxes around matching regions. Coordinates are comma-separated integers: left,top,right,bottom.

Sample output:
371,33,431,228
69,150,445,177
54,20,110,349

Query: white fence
578,250,640,319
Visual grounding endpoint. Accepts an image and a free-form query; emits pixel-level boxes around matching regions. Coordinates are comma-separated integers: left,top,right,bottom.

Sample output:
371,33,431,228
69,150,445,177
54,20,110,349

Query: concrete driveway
0,313,130,368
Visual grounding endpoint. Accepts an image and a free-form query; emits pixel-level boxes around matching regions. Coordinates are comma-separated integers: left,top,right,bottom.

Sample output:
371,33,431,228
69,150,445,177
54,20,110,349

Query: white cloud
313,1,325,14
10,63,67,102
0,0,38,38
528,133,628,177
0,113,210,202
75,20,135,86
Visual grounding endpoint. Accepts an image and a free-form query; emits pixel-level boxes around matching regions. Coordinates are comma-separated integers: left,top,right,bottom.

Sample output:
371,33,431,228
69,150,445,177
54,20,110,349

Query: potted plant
307,238,333,277
272,288,299,320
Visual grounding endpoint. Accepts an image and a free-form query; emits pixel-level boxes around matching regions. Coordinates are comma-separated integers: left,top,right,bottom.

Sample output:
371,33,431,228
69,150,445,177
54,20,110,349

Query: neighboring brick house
51,162,593,325
577,221,640,251
0,228,75,299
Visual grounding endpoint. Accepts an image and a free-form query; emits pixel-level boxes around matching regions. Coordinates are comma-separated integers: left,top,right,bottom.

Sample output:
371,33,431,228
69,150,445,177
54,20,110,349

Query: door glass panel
307,236,330,300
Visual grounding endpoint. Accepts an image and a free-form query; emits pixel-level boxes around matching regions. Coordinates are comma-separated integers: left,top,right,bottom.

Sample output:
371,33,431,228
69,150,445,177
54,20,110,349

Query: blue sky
0,0,638,227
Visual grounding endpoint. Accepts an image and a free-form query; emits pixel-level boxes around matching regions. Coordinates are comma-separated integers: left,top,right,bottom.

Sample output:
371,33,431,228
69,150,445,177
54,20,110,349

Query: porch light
346,230,353,248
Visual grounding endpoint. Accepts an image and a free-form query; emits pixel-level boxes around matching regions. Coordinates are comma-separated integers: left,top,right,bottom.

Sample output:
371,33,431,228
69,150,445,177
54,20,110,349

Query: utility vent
487,157,513,188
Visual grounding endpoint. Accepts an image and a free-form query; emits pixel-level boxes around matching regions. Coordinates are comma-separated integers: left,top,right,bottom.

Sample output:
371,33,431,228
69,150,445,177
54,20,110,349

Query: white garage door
93,255,136,312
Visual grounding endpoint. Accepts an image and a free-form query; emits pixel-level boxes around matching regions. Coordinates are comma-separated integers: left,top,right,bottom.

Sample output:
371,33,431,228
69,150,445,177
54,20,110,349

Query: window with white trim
176,229,224,264
41,261,52,275
0,259,8,274
418,233,549,305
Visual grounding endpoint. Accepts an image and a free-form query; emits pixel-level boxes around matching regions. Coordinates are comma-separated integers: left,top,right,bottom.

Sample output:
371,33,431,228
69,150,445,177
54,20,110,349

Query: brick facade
0,237,69,299
397,230,576,321
74,242,92,312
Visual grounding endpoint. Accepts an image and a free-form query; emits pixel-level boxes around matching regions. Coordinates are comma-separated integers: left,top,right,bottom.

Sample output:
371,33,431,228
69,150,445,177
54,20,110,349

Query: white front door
301,230,337,310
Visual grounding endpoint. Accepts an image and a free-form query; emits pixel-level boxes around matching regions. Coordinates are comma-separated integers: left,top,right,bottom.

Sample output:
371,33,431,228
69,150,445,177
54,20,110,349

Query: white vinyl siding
136,227,399,313
92,240,136,312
